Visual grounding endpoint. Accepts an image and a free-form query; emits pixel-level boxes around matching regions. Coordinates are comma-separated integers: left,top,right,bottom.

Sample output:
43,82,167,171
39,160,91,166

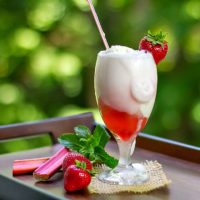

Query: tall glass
94,46,157,185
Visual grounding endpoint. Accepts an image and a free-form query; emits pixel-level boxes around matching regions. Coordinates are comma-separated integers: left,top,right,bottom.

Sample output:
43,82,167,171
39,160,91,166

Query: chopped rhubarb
13,157,49,175
33,147,69,181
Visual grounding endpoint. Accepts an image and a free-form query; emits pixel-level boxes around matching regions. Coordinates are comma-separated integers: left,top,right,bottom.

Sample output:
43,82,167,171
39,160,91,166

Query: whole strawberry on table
63,158,93,192
62,153,93,192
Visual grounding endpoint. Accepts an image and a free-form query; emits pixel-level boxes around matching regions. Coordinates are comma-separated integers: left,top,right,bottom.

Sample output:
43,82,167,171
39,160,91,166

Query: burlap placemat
89,161,171,194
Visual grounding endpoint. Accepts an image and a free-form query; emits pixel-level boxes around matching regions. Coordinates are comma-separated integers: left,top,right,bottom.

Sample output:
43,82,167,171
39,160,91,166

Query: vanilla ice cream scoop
95,45,157,118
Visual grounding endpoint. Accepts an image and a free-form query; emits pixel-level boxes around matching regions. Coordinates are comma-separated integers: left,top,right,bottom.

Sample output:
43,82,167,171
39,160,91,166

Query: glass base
98,163,149,185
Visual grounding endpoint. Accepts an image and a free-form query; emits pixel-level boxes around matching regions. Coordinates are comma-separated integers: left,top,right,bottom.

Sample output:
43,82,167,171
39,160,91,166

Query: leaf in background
74,125,91,138
58,134,83,152
94,146,118,169
92,125,110,148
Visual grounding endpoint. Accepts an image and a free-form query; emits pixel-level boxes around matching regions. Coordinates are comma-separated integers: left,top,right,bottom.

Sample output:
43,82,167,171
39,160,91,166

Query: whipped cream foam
95,45,157,117
101,45,135,54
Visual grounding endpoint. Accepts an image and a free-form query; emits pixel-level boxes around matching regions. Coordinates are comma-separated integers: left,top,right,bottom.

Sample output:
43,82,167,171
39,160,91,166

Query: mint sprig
58,125,118,169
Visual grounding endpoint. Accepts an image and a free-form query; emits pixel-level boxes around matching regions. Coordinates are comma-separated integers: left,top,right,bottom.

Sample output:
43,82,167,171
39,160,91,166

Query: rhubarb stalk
13,157,49,175
33,147,69,181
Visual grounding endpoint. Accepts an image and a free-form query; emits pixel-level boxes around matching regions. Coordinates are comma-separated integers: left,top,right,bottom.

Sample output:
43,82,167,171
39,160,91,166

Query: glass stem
116,138,136,167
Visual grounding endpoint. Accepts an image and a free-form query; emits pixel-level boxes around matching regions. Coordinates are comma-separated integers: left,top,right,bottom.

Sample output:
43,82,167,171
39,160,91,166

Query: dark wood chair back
0,112,95,144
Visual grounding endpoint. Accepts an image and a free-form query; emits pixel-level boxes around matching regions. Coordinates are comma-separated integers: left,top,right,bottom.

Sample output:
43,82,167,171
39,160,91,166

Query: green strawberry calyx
146,30,167,47
75,160,96,176
75,160,87,170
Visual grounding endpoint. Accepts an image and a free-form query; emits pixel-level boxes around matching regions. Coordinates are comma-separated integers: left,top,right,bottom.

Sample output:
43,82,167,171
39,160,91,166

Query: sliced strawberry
62,152,92,172
64,163,91,192
139,30,168,64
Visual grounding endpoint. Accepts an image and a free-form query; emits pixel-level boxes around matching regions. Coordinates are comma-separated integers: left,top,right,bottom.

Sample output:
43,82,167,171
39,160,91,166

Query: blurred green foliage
0,0,200,153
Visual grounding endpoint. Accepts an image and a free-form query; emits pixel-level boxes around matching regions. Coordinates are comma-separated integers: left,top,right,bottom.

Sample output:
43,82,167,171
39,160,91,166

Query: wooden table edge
137,133,200,164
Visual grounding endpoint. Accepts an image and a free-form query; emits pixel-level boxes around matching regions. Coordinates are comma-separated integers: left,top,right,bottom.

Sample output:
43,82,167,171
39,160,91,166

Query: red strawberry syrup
98,98,147,141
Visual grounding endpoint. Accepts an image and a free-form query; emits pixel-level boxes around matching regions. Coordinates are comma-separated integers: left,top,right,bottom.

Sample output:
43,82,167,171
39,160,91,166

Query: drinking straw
86,0,109,49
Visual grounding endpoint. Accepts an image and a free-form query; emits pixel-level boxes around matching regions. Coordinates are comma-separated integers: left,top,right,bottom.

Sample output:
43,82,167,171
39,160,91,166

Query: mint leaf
58,134,83,152
74,125,91,138
92,125,110,148
58,125,119,168
94,146,118,169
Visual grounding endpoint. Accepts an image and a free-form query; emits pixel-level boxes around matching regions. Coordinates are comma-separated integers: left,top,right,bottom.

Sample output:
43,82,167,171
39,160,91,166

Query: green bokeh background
0,0,200,153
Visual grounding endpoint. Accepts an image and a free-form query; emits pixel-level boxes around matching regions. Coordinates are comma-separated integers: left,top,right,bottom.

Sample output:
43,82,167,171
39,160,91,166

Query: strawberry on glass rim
139,30,168,64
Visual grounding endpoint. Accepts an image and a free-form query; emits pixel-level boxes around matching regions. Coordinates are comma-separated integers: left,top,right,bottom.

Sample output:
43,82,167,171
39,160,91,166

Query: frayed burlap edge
89,161,171,194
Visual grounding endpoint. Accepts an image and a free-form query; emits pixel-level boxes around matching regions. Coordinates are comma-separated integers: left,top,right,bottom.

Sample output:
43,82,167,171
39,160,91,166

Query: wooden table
0,113,199,200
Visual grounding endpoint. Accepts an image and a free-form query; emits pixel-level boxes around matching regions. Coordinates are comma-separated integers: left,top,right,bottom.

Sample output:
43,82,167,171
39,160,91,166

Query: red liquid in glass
99,98,148,141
